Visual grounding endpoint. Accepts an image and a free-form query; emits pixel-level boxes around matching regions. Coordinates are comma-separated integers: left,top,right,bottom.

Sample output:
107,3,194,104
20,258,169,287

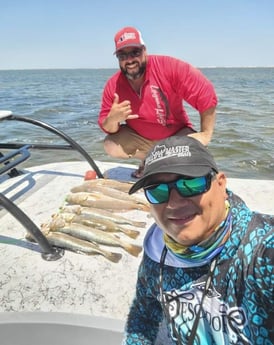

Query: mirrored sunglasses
144,171,216,204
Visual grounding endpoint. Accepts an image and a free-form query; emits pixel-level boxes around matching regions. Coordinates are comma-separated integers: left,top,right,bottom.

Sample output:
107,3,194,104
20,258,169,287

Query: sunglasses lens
144,175,211,204
176,176,207,197
117,48,142,61
131,49,142,57
116,53,126,61
145,184,169,204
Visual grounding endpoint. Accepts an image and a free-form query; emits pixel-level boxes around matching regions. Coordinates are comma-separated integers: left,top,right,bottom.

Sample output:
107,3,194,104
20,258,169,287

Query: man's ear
216,172,227,193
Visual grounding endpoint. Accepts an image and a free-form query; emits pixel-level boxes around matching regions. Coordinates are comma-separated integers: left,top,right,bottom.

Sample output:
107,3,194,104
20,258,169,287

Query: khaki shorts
104,125,196,157
104,125,156,156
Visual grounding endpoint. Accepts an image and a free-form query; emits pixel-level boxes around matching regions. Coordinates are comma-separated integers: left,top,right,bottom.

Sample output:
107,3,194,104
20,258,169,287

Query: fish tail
139,204,150,212
122,243,143,257
120,228,140,239
103,251,122,263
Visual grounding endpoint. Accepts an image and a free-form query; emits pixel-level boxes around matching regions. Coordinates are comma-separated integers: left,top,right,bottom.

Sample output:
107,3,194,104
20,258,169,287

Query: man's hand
102,93,139,133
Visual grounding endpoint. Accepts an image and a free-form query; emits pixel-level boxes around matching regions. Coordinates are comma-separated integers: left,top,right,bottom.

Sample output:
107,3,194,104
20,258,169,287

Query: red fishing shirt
98,55,217,140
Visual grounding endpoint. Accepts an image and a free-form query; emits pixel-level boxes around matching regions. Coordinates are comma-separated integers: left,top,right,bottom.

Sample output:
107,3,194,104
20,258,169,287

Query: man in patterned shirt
122,135,274,345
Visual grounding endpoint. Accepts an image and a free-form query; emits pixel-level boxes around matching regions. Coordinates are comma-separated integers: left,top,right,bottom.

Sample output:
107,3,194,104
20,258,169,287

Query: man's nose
167,188,189,207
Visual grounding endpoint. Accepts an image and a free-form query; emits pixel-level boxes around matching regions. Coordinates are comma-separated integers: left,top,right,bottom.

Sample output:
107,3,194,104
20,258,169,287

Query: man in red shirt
98,26,217,177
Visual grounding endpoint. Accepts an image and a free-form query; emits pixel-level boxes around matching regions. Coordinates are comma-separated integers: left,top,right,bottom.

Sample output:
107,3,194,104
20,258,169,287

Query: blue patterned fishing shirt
122,191,274,345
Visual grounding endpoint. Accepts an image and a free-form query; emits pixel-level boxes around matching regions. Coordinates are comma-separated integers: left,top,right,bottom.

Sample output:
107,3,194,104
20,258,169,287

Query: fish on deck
25,226,122,263
51,213,140,239
70,184,148,207
74,179,134,193
65,192,150,212
60,205,147,228
45,231,122,263
48,222,143,257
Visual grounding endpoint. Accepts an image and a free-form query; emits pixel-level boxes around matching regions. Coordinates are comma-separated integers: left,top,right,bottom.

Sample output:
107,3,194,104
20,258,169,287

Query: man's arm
122,256,163,345
188,106,216,146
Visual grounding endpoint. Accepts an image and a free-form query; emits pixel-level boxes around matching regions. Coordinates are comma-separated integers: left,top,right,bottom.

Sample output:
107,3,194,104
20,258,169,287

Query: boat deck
0,161,151,320
0,160,273,344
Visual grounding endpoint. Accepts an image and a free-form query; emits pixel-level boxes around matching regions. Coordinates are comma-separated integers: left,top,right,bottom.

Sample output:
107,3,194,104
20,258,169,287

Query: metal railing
0,110,104,260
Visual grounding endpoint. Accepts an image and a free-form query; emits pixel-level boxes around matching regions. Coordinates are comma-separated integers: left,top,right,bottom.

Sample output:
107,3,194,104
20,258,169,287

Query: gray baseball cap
129,136,219,194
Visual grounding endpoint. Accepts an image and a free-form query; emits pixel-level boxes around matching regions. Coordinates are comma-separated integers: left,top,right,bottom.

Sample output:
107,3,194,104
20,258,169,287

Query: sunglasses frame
144,171,216,204
116,47,144,61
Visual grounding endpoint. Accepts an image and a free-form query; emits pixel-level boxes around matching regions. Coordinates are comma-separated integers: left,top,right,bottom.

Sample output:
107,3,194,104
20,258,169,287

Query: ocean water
0,68,273,180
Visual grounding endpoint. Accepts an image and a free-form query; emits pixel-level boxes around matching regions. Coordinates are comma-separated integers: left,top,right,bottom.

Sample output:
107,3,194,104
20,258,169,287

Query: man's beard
120,61,146,80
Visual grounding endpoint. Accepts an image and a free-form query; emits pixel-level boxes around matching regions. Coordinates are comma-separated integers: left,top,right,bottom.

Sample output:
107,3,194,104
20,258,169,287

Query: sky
1,0,274,69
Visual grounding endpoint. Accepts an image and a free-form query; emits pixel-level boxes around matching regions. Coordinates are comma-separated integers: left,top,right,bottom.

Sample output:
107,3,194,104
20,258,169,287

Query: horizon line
1,65,274,71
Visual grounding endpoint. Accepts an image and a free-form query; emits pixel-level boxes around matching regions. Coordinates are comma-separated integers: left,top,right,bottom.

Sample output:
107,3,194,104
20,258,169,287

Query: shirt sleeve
122,254,164,345
98,77,116,133
168,57,218,113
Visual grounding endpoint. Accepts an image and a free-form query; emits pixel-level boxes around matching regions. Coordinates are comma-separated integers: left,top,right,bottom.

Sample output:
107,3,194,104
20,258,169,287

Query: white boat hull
0,312,124,345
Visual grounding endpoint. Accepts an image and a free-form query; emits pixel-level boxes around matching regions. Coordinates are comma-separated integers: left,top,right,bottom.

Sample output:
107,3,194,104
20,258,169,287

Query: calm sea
0,68,273,180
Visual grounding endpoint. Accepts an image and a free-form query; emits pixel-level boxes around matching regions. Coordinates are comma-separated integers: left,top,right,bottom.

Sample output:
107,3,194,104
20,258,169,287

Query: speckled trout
45,231,122,263
60,205,146,228
70,184,148,207
51,222,143,257
51,213,140,239
66,192,149,212
71,179,134,193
